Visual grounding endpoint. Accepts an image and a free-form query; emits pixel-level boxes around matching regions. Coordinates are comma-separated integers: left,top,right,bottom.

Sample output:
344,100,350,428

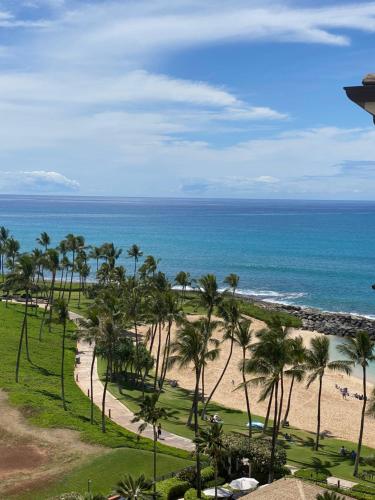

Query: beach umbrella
203,487,232,498
246,421,264,429
229,477,259,491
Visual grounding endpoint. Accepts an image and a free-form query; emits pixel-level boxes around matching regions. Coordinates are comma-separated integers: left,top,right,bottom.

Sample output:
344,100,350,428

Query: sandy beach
143,316,375,447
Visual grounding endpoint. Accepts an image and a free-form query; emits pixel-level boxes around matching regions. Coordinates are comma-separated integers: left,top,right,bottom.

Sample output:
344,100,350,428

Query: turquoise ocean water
1,195,375,381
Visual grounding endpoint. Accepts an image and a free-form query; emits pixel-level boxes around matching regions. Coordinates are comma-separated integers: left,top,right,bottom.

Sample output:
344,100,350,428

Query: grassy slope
98,359,375,493
0,302,192,498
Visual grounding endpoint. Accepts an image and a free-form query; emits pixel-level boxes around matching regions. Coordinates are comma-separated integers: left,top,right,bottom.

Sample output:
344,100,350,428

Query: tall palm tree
223,273,239,296
36,231,50,251
283,336,307,426
202,299,239,417
54,298,69,410
97,315,120,432
89,245,103,272
44,248,60,335
337,331,375,476
0,226,10,277
77,308,100,424
5,254,36,381
196,423,226,500
5,237,20,268
175,271,191,305
197,274,222,401
234,318,253,441
305,336,352,450
115,474,153,500
169,318,220,498
65,233,85,302
132,393,168,497
246,327,290,483
127,244,143,277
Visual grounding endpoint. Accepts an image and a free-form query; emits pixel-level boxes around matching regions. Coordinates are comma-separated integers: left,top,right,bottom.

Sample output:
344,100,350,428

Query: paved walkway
326,476,358,489
70,311,194,452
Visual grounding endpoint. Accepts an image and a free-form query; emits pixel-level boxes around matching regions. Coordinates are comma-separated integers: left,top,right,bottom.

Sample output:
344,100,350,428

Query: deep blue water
2,195,375,317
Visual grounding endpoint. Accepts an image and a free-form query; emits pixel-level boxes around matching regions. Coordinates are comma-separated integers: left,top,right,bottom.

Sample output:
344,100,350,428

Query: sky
1,1,375,199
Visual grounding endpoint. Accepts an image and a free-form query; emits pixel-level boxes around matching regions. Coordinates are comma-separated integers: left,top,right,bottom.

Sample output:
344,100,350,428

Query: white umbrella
229,477,259,491
203,487,232,498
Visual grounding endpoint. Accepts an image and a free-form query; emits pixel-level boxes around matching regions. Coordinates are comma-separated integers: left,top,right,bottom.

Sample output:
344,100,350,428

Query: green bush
156,478,190,500
294,469,329,482
176,465,196,484
184,488,208,500
201,466,215,484
203,477,226,488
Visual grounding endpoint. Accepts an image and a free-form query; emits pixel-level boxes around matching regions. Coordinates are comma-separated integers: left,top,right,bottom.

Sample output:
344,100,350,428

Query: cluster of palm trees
1,225,375,494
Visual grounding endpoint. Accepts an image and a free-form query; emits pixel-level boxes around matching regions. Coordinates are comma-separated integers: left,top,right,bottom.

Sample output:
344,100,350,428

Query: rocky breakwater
254,301,375,340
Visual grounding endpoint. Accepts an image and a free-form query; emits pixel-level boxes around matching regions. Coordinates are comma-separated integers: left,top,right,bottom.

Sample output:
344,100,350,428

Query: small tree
132,393,168,498
115,474,154,500
54,298,69,411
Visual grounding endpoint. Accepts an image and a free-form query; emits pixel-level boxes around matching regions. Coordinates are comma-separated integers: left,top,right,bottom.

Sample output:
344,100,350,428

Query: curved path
70,311,194,452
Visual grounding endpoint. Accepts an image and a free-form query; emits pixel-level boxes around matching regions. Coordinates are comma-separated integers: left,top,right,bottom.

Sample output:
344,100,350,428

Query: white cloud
0,170,79,193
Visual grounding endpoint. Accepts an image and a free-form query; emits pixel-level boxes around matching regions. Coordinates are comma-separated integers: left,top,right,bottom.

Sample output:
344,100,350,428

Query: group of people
339,446,357,460
335,384,366,401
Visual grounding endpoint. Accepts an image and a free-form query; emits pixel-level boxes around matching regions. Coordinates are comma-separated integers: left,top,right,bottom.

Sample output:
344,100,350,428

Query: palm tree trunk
203,337,234,418
15,296,28,383
315,374,323,451
268,380,279,484
61,320,67,410
158,323,172,394
283,374,295,426
68,251,75,302
153,425,157,497
264,385,274,433
90,346,96,425
194,367,202,498
242,348,252,441
214,458,218,500
48,273,56,333
276,372,284,432
102,354,111,433
201,364,205,402
153,323,162,391
354,366,367,477
24,291,31,363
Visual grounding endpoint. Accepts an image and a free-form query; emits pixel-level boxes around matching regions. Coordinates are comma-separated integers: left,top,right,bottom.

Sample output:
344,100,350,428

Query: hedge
156,478,190,500
184,488,208,500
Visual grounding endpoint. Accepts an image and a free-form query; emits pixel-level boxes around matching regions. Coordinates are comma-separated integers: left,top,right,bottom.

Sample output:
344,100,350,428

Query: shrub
156,478,190,500
203,477,226,488
201,466,215,484
294,469,329,482
222,433,287,484
184,488,208,500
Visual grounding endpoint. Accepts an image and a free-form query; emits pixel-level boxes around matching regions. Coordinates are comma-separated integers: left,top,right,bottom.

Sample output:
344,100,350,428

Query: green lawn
0,302,193,498
20,448,193,500
98,358,375,494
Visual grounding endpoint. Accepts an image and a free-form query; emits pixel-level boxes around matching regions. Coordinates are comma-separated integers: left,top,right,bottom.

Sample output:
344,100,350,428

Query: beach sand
143,316,375,447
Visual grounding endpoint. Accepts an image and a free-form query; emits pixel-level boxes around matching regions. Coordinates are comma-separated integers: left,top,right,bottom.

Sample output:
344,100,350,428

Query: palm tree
337,331,375,476
36,231,50,251
316,492,345,500
115,474,153,500
175,271,191,304
197,274,222,401
89,245,103,272
54,298,69,410
65,233,85,302
169,318,220,498
5,237,20,268
223,273,239,296
202,299,239,417
5,254,36,381
283,336,307,426
97,315,120,432
234,318,253,441
196,423,226,500
132,393,168,497
43,248,60,335
0,226,10,277
305,336,352,451
77,308,100,424
127,244,143,277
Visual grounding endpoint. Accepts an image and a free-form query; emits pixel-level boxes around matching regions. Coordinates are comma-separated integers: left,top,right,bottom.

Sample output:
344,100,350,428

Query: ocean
2,195,375,317
1,195,375,381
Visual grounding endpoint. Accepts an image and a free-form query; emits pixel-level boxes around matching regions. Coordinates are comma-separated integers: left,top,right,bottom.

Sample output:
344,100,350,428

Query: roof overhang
344,85,375,119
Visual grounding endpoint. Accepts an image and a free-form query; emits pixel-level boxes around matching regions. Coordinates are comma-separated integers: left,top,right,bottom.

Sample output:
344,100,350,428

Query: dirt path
0,389,104,498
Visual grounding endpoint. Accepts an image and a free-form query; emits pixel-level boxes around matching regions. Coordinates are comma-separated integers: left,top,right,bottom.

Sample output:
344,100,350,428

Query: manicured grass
0,302,193,498
98,359,375,491
20,448,193,500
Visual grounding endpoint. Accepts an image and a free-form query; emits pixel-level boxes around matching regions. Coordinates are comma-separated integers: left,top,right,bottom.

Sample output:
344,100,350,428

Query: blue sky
1,0,375,199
